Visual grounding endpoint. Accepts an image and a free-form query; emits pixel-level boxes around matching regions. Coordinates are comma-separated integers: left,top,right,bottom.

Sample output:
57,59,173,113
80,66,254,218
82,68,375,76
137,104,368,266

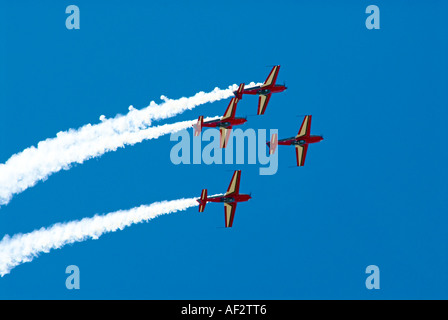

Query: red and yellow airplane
267,115,323,166
198,170,251,228
234,65,287,115
193,84,245,148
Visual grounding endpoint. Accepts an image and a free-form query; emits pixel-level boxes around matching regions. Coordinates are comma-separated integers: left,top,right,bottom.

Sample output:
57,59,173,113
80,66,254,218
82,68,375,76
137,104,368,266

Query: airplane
193,83,245,148
267,115,323,166
234,65,287,115
197,170,251,228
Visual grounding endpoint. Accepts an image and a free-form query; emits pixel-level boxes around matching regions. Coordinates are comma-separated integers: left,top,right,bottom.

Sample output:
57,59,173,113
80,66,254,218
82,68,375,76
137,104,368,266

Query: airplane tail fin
198,189,208,212
234,83,245,99
193,116,204,136
269,133,278,155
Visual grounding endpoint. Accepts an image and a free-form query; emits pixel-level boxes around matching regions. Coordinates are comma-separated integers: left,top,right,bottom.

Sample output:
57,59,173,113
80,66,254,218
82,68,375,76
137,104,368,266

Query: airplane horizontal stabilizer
269,133,278,155
193,116,204,136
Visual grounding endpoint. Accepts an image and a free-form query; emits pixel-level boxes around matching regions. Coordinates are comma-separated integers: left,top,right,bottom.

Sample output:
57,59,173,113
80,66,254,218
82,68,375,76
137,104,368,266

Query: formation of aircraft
267,115,324,166
197,170,251,228
192,66,287,150
195,66,323,227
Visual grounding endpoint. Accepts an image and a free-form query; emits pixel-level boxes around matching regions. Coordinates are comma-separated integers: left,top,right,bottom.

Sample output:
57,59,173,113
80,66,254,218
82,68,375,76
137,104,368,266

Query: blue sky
0,1,447,299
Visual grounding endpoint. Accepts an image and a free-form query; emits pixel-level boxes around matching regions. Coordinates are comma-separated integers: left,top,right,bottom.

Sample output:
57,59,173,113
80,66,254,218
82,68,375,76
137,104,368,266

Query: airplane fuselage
279,135,323,146
206,193,251,204
202,117,247,128
240,84,287,96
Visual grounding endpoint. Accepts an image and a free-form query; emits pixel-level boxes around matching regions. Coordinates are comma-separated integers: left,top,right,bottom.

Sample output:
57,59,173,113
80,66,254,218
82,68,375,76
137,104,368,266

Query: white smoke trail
0,116,219,207
0,82,260,206
0,197,199,276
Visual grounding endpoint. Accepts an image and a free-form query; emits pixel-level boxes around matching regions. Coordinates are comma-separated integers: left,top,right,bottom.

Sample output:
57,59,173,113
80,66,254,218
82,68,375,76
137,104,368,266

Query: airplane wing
219,126,232,148
257,93,272,115
262,65,280,87
225,170,241,196
296,115,312,138
222,97,238,120
295,144,309,167
224,202,237,228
